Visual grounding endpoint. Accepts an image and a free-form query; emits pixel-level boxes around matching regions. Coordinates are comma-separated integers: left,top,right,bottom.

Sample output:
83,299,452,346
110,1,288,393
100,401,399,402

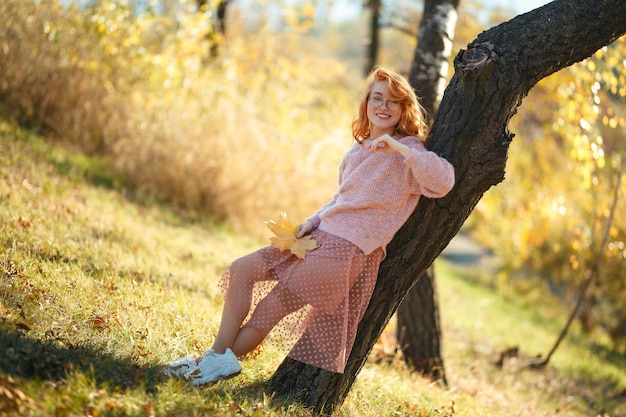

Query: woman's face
366,80,402,137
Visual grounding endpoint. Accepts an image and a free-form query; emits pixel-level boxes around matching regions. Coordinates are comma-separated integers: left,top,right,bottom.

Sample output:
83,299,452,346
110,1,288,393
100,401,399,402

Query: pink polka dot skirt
218,229,384,373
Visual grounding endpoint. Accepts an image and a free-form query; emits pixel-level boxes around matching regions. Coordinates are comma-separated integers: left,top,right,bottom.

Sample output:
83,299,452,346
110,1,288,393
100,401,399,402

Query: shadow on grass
556,362,626,414
0,326,161,393
229,379,314,415
17,127,211,228
0,326,307,415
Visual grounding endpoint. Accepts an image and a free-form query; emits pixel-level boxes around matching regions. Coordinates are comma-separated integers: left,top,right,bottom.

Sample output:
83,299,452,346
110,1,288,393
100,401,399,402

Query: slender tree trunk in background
398,0,459,384
196,0,230,57
365,0,381,75
397,267,447,382
408,0,459,115
269,1,626,414
215,0,229,34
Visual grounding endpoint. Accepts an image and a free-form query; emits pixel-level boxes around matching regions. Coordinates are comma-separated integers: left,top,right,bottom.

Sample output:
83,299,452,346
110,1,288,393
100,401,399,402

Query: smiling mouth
376,112,392,119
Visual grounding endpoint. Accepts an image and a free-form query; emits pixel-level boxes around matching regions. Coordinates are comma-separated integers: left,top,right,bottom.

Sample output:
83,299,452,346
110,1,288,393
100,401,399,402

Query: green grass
1,119,624,416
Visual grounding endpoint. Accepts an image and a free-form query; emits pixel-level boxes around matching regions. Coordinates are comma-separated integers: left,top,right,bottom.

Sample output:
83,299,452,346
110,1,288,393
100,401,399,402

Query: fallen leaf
264,211,317,259
17,216,32,230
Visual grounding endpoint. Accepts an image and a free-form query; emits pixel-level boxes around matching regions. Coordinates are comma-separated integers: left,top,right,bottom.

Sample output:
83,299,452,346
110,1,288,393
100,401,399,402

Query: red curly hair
352,67,429,144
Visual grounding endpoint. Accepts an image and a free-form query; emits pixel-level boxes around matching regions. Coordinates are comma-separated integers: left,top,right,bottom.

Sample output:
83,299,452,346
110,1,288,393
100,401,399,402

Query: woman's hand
369,133,411,157
296,220,314,238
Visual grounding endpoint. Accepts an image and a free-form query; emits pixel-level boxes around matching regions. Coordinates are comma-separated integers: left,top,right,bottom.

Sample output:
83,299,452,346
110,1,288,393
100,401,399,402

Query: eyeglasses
368,96,401,111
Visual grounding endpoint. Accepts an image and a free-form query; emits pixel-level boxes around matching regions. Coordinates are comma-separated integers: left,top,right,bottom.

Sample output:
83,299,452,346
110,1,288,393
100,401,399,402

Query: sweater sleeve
306,153,347,228
403,140,455,198
307,192,337,228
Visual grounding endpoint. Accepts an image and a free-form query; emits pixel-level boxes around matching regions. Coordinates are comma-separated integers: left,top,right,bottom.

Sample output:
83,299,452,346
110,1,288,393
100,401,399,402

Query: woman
163,67,455,386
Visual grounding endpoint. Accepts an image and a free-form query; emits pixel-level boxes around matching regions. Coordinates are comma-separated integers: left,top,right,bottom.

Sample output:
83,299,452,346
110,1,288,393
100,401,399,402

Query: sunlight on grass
1,120,624,416
435,260,626,416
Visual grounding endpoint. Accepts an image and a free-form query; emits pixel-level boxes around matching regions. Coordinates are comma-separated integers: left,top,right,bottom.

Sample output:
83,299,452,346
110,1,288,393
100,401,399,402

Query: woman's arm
371,134,455,198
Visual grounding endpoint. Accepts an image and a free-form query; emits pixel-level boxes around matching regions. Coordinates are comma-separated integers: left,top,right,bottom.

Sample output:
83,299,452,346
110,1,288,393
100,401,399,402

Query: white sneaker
161,356,198,379
190,348,242,386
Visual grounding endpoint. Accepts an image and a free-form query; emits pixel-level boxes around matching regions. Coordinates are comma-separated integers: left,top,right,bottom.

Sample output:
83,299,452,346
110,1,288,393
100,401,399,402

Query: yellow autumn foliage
0,0,354,234
471,36,626,338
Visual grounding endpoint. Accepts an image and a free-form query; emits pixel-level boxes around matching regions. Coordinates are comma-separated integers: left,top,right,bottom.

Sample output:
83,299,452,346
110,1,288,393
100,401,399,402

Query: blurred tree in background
194,0,229,56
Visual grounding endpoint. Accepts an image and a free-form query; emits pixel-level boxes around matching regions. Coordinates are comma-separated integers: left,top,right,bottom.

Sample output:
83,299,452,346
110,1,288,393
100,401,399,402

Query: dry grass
0,0,355,234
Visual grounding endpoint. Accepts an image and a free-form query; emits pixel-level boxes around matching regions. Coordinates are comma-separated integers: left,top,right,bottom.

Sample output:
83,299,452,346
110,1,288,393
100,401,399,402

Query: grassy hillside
1,119,624,416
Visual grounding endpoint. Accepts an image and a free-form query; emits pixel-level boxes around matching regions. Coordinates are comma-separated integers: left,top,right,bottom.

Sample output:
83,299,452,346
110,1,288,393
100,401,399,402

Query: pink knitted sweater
308,136,455,255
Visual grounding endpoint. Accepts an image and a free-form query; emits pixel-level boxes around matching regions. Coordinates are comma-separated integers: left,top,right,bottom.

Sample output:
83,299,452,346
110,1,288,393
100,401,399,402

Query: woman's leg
216,285,306,357
211,301,255,355
210,251,268,355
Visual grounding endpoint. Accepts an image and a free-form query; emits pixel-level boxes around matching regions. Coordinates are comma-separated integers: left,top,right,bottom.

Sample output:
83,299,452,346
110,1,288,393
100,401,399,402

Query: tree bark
365,0,381,75
397,267,446,382
409,0,460,115
269,0,626,414
398,0,459,384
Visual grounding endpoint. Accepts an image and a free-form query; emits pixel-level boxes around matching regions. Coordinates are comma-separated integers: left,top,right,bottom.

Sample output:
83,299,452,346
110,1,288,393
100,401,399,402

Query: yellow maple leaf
290,235,317,259
264,211,317,259
265,211,297,237
269,235,295,251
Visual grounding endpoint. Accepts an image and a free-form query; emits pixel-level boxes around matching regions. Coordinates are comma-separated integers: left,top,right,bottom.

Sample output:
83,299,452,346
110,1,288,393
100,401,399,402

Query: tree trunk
365,0,381,75
409,0,460,115
269,0,626,414
398,0,459,383
196,0,229,57
397,267,446,382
